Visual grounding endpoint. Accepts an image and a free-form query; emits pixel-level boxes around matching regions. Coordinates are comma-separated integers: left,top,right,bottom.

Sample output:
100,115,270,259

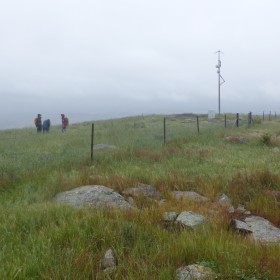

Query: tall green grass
1,114,280,279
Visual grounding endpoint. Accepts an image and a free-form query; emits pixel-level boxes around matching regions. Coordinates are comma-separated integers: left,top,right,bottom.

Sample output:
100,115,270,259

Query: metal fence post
248,112,252,128
91,123,94,162
224,114,227,128
236,113,239,127
163,117,166,145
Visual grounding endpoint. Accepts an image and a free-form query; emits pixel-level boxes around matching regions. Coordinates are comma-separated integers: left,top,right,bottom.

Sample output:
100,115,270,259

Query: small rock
176,211,206,230
230,219,252,234
217,193,231,206
236,204,246,213
172,191,209,202
176,264,216,280
163,212,178,222
122,184,160,199
228,206,235,214
102,249,117,269
217,193,235,213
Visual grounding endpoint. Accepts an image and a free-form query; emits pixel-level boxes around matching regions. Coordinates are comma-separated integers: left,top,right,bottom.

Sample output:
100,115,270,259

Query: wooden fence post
236,113,239,127
91,123,94,162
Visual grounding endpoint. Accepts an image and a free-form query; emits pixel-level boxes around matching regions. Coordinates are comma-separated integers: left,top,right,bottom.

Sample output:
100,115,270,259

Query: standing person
34,114,42,133
61,114,68,132
43,119,51,133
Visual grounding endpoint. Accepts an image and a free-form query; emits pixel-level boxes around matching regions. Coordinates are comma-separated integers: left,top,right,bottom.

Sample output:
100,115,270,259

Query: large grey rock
176,264,216,280
172,191,209,202
53,185,133,209
244,216,280,242
122,184,160,199
176,211,206,229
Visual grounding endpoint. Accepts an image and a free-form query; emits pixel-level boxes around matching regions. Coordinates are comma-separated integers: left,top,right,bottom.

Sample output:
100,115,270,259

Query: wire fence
0,111,279,173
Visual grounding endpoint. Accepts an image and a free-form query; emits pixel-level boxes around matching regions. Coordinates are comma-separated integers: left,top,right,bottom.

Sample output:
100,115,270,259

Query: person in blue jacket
43,119,51,133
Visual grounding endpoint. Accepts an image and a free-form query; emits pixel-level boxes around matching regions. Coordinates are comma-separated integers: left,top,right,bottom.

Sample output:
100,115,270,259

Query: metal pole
215,50,224,115
91,123,94,162
218,73,220,115
196,116,200,135
163,117,166,145
248,112,252,128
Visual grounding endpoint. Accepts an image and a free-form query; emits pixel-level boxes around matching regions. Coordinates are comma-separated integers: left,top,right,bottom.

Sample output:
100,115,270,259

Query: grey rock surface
176,264,216,280
163,212,178,222
102,248,117,269
216,193,231,206
230,219,252,234
172,191,209,202
244,215,280,242
122,184,160,199
217,193,235,213
53,185,133,209
176,211,206,229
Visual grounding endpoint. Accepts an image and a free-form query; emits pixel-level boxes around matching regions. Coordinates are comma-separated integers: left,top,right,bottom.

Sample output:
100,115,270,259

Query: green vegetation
1,114,280,279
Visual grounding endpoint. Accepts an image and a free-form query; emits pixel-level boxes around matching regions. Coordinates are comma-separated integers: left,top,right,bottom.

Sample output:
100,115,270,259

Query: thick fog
0,0,280,128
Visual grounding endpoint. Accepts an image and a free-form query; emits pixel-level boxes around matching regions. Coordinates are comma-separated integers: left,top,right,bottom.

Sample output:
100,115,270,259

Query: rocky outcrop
53,185,133,209
176,264,217,280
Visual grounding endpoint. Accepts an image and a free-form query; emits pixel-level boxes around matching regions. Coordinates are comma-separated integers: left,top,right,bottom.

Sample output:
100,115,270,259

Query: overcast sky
0,0,279,128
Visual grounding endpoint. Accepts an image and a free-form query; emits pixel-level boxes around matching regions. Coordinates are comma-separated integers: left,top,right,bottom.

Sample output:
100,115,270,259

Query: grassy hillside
1,114,280,279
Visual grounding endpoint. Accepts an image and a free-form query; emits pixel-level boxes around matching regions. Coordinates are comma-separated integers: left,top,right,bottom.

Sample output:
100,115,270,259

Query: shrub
260,133,272,146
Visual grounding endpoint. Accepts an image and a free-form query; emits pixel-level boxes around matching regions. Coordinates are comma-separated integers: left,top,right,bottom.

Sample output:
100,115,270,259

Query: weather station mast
215,50,225,115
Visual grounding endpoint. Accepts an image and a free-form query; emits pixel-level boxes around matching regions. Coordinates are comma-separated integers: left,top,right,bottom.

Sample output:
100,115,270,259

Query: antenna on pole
215,50,225,115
